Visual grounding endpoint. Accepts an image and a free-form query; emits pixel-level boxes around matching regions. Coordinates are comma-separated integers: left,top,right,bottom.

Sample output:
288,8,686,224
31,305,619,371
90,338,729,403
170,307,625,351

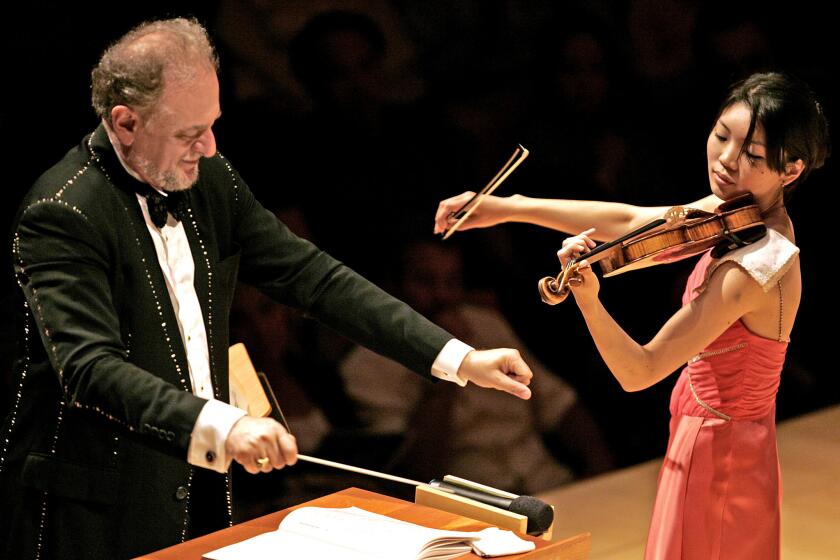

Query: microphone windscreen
509,495,554,535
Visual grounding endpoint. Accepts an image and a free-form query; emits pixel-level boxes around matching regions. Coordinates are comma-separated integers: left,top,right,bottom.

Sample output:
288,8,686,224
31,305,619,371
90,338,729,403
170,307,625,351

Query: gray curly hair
91,18,219,125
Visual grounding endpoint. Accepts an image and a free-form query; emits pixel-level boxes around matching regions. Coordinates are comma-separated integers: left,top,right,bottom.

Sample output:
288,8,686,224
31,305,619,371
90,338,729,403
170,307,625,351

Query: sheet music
204,506,534,559
203,506,478,560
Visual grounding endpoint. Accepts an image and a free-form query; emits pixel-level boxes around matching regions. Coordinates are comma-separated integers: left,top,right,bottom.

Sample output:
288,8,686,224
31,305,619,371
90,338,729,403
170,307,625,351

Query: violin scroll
537,276,568,305
537,263,582,305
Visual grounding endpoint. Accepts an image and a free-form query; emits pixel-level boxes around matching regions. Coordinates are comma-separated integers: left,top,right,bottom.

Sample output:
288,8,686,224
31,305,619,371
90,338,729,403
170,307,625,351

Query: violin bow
442,144,529,240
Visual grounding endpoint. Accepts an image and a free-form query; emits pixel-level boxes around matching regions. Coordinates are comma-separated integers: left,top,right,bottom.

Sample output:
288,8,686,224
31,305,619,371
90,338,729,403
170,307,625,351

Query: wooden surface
537,404,840,560
136,487,590,559
227,343,271,417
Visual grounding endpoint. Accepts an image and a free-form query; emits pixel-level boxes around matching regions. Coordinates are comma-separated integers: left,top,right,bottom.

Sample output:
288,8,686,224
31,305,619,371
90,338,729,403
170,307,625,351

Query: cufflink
206,450,216,463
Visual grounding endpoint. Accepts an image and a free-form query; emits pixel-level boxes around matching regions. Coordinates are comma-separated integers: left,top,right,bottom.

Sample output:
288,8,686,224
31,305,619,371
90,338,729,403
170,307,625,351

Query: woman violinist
434,72,829,559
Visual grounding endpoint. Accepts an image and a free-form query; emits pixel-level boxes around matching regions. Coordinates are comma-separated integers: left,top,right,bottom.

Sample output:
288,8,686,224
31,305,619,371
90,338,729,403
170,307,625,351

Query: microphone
428,479,554,535
291,454,556,536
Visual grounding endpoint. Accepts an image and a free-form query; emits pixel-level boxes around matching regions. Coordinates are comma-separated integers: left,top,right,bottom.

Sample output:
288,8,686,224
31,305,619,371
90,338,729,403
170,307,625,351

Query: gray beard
130,153,197,192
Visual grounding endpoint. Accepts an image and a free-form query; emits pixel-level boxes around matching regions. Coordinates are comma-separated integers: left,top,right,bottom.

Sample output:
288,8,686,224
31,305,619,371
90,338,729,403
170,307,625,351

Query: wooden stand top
136,487,590,559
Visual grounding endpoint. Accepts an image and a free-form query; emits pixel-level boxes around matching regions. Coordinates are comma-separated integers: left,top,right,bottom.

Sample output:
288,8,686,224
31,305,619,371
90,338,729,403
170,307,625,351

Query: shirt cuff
430,338,474,387
187,399,247,473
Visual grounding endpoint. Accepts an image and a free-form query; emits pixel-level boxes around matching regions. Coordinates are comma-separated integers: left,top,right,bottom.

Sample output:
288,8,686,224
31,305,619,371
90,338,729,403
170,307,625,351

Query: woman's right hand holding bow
434,192,514,235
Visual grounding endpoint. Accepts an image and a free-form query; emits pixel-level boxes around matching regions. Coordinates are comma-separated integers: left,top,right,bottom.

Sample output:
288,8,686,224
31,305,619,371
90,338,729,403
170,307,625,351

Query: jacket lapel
87,125,193,391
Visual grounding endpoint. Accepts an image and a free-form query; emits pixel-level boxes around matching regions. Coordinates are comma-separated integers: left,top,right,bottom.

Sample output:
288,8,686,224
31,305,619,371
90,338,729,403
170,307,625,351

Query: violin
538,193,767,305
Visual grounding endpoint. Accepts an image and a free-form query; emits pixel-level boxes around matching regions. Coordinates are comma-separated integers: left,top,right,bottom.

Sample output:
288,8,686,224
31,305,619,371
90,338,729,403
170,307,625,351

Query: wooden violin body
538,194,766,305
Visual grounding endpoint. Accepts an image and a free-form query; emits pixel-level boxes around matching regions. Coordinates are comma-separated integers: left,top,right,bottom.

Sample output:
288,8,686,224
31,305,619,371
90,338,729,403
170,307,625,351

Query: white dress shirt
110,133,472,473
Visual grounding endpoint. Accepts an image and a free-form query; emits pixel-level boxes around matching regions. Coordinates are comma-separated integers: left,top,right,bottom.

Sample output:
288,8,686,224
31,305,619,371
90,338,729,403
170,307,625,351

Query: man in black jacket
0,18,532,559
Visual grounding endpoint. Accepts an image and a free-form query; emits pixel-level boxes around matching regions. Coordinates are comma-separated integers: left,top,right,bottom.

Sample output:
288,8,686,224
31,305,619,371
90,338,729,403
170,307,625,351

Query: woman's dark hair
717,72,830,189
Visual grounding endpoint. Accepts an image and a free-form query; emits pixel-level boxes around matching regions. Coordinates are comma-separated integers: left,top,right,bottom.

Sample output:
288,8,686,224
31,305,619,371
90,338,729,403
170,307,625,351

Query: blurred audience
524,13,639,202
280,9,465,283
3,2,835,486
215,0,424,111
694,2,776,99
340,240,614,494
230,282,331,455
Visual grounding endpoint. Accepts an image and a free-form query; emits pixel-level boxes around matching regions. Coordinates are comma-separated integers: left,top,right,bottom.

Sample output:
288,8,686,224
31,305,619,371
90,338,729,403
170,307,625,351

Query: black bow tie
138,186,187,228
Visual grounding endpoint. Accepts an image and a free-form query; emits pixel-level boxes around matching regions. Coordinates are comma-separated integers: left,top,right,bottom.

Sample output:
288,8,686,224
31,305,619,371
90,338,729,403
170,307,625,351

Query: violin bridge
664,205,707,225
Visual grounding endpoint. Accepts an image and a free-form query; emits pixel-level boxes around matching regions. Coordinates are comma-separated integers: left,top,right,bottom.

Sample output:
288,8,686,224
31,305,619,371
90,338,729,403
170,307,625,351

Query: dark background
1,1,836,486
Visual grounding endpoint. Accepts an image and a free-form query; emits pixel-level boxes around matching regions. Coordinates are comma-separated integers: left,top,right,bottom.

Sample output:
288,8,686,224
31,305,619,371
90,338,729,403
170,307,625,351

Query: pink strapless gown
645,252,786,559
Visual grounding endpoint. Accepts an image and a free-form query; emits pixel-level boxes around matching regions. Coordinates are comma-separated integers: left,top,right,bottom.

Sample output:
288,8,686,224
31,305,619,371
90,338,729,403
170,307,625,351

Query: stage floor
538,404,840,559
